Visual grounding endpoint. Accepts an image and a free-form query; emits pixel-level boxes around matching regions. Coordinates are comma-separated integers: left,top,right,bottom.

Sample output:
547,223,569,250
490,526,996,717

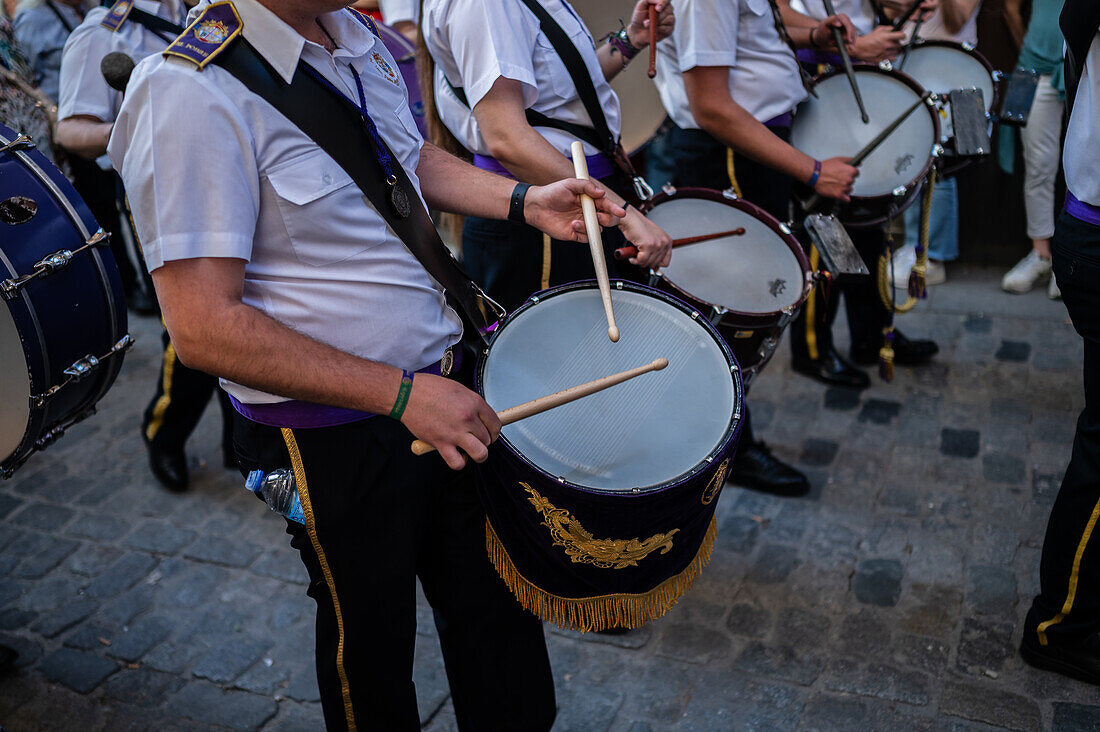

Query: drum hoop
799,64,941,205
476,279,745,497
641,187,812,320
903,40,999,111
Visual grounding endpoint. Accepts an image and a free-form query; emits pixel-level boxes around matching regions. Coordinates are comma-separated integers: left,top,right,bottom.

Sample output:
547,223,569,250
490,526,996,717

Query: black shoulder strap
45,1,76,34
127,7,184,43
213,37,505,342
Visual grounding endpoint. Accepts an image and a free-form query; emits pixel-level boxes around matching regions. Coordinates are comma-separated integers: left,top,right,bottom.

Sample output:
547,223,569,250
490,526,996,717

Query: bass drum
0,124,131,477
376,21,428,139
642,188,813,385
575,1,667,154
791,65,939,227
477,281,742,632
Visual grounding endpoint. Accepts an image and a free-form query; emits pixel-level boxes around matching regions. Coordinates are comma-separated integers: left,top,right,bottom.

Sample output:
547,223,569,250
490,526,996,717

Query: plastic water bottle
245,469,305,525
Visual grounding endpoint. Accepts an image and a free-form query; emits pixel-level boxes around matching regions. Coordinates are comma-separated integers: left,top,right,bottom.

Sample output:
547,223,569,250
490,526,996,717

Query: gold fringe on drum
485,516,718,633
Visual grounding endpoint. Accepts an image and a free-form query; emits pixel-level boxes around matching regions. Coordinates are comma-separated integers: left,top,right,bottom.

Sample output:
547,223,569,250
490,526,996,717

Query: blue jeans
903,176,959,261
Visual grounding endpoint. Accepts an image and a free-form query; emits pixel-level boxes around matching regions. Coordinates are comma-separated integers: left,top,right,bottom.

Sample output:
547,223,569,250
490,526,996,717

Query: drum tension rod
1,229,110,299
0,134,35,154
29,334,134,408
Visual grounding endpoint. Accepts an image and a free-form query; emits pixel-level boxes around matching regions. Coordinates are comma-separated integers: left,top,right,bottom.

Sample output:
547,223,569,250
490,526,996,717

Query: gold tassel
879,327,896,382
485,517,718,633
907,261,927,300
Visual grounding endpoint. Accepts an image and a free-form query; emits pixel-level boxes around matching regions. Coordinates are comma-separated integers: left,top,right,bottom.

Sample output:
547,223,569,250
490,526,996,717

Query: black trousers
462,174,641,313
1025,211,1100,645
142,329,233,456
231,396,556,730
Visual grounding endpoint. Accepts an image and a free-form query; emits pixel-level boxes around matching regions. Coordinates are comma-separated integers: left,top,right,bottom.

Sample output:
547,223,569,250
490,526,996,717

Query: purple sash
1066,191,1100,227
474,152,615,181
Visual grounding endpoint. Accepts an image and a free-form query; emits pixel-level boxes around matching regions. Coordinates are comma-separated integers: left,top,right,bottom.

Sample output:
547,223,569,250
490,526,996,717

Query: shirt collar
229,0,376,84
134,0,184,24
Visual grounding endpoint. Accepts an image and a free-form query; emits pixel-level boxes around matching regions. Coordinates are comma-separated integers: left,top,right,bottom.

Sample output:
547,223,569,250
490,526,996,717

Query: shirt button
322,172,332,185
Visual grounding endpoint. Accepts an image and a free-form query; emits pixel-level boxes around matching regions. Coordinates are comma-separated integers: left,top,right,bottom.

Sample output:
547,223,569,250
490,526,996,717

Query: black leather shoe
850,331,939,366
792,348,871,390
729,441,810,497
126,288,159,317
0,643,17,675
145,439,189,492
1020,630,1100,686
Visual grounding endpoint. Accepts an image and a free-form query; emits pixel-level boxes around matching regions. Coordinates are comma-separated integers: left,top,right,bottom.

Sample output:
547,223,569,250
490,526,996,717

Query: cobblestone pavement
1,266,1098,731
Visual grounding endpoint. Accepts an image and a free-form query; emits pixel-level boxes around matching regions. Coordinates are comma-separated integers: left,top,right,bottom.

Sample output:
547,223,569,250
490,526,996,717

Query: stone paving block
966,565,1017,617
963,314,993,334
0,607,36,630
821,659,931,705
264,700,326,731
0,493,22,520
39,648,118,693
732,641,825,685
806,522,860,564
823,387,861,411
284,667,321,703
184,535,262,569
0,631,42,668
414,636,451,723
834,610,891,659
956,618,1015,675
104,703,212,731
31,598,99,638
982,453,1026,484
250,546,309,585
165,680,278,730
141,639,207,675
799,438,840,467
0,679,109,731
193,635,271,684
776,606,832,650
1032,470,1063,504
798,693,870,731
167,563,230,608
725,602,770,639
655,622,732,665
858,399,903,425
941,429,981,459
878,482,924,517
554,685,623,732
84,552,158,599
892,633,950,673
1052,702,1100,731
939,683,1040,731
853,559,903,607
969,524,1021,567
11,502,75,532
717,515,760,555
765,503,811,544
108,614,174,662
99,587,156,626
65,512,131,542
64,620,121,652
1032,412,1077,445
103,667,186,708
14,536,79,579
124,521,199,556
18,576,79,611
747,544,800,585
995,340,1031,362
65,542,124,578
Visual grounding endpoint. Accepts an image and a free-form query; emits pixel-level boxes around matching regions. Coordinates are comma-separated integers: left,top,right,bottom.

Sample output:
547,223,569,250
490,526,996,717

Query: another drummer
420,0,673,312
55,0,237,492
653,0,859,496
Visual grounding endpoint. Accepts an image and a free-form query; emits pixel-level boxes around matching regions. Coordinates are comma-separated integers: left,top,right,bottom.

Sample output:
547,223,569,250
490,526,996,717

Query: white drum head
482,287,737,492
575,1,666,153
0,305,30,463
902,44,995,112
791,71,936,198
646,196,805,314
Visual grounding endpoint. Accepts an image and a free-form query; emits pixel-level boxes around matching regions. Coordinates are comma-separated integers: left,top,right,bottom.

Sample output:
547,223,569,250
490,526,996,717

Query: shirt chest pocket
745,0,771,19
267,151,378,267
533,10,599,99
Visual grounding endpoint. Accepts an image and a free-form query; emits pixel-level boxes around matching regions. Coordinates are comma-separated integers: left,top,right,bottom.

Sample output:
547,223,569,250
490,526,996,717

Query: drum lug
0,134,35,154
779,222,793,236
632,176,655,202
878,60,893,72
1,229,110,299
29,334,133,408
892,185,908,198
932,144,944,158
661,183,677,196
991,70,1004,83
721,188,739,200
615,281,623,290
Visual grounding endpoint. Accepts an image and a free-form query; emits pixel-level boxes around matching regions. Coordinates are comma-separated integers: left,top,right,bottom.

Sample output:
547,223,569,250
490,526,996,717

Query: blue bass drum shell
0,122,129,476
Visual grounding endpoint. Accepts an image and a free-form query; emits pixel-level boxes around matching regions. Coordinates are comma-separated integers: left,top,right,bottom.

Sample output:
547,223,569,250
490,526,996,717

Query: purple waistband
1066,191,1100,227
764,111,793,129
474,152,615,181
796,48,844,67
230,346,463,429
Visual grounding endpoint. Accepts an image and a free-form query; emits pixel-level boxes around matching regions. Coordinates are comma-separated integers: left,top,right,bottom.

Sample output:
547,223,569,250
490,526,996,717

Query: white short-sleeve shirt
1065,33,1100,206
421,0,621,158
378,0,417,26
108,0,462,405
789,0,875,35
654,0,807,129
905,4,980,45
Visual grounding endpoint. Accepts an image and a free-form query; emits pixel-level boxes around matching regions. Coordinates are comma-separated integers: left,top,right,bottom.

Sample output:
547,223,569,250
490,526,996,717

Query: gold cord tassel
485,517,717,633
908,167,936,299
879,327,896,382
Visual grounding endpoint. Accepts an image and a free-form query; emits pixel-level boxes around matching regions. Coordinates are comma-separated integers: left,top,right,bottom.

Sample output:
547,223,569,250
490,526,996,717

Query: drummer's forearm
939,0,979,34
55,116,112,160
778,2,820,30
598,41,632,81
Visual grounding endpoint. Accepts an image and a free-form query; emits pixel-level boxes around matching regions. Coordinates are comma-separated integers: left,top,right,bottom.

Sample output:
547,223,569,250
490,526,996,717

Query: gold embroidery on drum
700,458,729,506
522,484,678,569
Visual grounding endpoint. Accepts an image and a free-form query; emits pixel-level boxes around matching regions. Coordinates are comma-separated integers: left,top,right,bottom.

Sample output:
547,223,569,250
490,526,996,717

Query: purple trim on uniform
764,112,793,129
473,152,615,181
1065,191,1100,227
796,48,843,67
230,347,463,429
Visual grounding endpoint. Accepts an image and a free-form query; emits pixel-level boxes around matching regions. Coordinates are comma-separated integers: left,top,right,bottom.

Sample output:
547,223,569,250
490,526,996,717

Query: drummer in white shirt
421,0,673,312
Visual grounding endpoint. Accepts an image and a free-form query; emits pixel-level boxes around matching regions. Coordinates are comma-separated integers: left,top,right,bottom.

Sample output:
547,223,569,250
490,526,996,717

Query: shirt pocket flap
267,152,355,206
746,0,770,17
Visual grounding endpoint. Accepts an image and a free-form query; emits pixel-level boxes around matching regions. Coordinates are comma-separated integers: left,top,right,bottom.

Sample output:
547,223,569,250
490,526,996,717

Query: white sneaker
1049,272,1061,300
925,259,946,286
888,245,917,289
1002,250,1052,293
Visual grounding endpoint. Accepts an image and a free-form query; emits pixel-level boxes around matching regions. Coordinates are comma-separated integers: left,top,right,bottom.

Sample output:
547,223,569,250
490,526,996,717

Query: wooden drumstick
821,0,869,124
647,4,658,79
410,358,669,455
570,140,619,343
615,227,746,261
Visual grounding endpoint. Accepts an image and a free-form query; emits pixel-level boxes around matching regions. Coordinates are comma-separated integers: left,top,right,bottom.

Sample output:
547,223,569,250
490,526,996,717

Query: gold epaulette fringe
485,516,717,633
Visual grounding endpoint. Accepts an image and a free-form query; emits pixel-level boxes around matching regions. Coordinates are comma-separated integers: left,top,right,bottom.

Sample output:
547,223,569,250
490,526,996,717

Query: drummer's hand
815,157,859,202
626,0,674,48
618,206,672,268
813,14,857,49
401,374,501,471
916,0,938,22
850,26,906,63
527,179,626,242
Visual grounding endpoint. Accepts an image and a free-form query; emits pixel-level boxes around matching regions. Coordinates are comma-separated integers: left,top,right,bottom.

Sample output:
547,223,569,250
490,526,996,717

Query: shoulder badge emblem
195,19,230,44
99,0,134,32
371,51,399,85
163,0,242,70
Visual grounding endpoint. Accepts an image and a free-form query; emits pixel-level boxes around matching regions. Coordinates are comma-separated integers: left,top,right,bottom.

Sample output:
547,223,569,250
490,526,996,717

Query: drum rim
795,63,941,222
641,186,813,323
476,279,745,496
901,39,998,109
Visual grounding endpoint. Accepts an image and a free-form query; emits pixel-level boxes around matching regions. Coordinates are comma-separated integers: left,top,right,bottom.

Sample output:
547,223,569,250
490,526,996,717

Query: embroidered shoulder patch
163,0,242,70
99,0,134,32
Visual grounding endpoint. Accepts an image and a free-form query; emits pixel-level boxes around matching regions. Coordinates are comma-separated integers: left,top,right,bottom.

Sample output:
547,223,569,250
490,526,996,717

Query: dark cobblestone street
1,267,1098,731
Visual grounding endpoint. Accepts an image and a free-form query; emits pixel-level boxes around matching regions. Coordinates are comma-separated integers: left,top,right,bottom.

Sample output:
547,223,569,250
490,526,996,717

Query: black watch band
509,182,531,224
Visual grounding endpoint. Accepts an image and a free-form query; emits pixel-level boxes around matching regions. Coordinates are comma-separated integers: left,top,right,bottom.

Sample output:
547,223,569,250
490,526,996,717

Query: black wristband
509,182,531,224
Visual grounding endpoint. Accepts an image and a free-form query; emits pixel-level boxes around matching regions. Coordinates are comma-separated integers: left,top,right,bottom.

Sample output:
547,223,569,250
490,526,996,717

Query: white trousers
1021,76,1065,240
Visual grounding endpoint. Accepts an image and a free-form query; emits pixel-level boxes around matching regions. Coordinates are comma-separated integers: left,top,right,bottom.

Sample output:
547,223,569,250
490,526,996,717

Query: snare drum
377,21,428,139
477,281,743,632
790,65,940,227
642,188,813,384
0,124,131,477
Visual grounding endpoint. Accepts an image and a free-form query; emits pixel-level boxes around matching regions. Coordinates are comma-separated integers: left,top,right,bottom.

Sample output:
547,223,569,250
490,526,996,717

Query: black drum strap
127,8,184,43
765,0,816,94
